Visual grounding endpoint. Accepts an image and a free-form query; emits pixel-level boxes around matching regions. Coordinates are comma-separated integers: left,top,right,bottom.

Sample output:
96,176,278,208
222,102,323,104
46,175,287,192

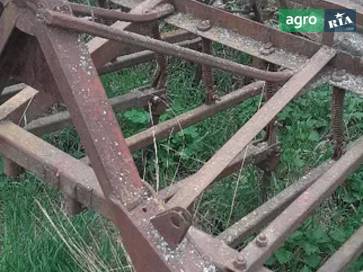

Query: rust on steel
166,46,336,209
43,10,294,83
239,136,363,271
218,161,335,248
165,0,363,96
317,224,363,272
80,81,264,165
68,2,174,23
1,0,363,271
25,87,164,135
159,143,279,202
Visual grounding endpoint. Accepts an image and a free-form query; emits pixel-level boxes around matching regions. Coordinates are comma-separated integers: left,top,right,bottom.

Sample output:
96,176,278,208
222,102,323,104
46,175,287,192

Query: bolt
197,20,212,32
202,255,212,264
233,255,247,270
256,233,268,247
259,42,275,56
331,69,348,83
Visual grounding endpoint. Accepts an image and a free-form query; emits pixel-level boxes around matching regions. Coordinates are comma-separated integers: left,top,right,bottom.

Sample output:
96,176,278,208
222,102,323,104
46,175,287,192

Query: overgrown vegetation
1,2,363,271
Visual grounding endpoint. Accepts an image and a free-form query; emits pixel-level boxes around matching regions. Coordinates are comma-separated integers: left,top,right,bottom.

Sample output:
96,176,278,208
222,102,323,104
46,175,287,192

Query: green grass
1,43,363,272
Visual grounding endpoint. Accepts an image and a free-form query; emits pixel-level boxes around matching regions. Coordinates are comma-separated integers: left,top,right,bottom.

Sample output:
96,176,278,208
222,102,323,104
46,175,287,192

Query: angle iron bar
0,121,273,272
87,0,172,68
36,21,145,209
0,0,17,56
0,32,198,102
68,2,174,23
99,37,201,74
25,87,164,136
166,46,336,210
159,143,279,202
166,0,363,79
0,86,37,120
218,161,335,248
239,136,363,271
0,121,206,272
317,224,363,272
0,83,26,103
80,80,264,166
43,10,294,83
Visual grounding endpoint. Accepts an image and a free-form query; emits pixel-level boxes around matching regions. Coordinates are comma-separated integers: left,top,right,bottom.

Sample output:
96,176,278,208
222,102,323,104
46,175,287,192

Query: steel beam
218,161,335,248
44,10,294,83
159,143,279,202
317,224,363,272
239,136,363,271
25,87,163,136
165,0,363,96
80,81,264,165
166,46,336,209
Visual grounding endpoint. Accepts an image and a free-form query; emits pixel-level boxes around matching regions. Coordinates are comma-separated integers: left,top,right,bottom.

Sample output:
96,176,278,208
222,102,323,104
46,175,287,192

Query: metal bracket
151,206,192,249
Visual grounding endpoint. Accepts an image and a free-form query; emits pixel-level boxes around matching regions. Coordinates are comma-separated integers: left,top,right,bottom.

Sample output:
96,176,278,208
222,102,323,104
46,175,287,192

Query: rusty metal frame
1,0,363,271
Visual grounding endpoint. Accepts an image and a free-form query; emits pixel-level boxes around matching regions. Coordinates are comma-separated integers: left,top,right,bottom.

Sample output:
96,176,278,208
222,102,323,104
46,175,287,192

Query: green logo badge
279,9,325,32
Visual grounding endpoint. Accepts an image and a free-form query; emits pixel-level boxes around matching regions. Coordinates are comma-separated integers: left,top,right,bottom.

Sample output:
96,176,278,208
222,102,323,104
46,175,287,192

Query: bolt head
259,42,275,55
197,20,212,32
233,255,247,270
256,233,268,247
331,69,348,83
264,42,273,49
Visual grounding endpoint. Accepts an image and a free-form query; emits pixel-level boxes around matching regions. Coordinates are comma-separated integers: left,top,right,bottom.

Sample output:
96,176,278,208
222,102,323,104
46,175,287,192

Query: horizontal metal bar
0,86,37,120
0,121,200,271
81,81,264,165
87,0,166,68
239,136,363,271
317,224,363,272
166,46,336,210
0,84,26,103
99,37,201,74
166,0,363,96
187,227,270,272
0,31,196,102
68,2,174,22
218,161,334,248
43,10,294,82
0,121,259,271
159,143,278,201
0,121,107,215
127,81,264,151
25,87,163,135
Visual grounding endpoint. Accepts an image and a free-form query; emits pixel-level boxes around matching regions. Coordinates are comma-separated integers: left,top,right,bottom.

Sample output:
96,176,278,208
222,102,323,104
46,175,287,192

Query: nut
233,255,247,270
256,233,268,247
197,20,212,32
260,42,275,56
